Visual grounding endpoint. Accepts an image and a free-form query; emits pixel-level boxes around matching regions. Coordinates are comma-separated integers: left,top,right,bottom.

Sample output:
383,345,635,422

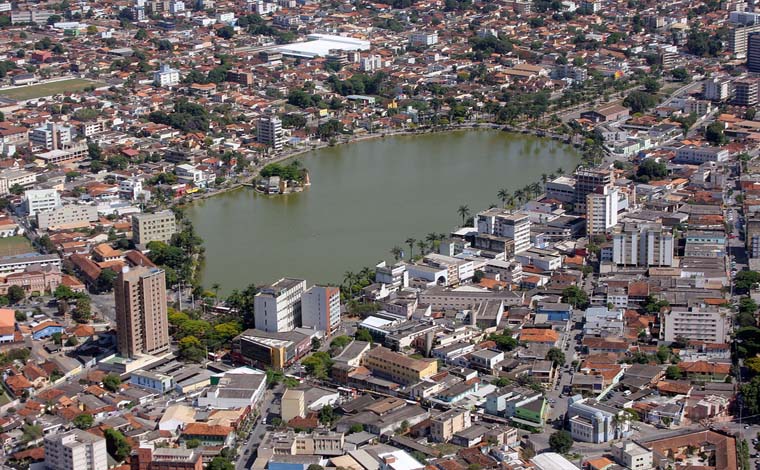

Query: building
258,115,284,151
0,253,61,275
37,205,99,230
734,79,759,107
661,307,729,344
24,189,61,216
750,33,760,73
301,285,341,336
532,453,580,470
430,408,471,442
363,346,437,384
675,146,729,164
227,69,254,85
568,396,629,443
132,211,177,246
44,429,107,470
574,168,614,214
612,223,674,267
231,329,311,369
476,209,531,253
153,64,180,87
197,372,267,409
703,78,731,101
30,123,72,150
545,176,576,203
115,266,169,358
11,9,54,24
586,185,619,235
409,31,438,46
0,169,35,195
281,389,305,422
254,278,307,333
131,445,203,470
611,441,653,470
730,23,760,58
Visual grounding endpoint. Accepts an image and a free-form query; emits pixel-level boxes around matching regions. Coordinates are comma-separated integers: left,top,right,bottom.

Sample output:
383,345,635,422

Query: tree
405,238,416,260
622,91,658,113
14,310,25,322
9,183,23,196
216,25,235,39
52,332,62,345
457,205,471,226
186,439,201,449
178,336,205,362
134,28,147,40
311,337,322,351
302,351,333,379
735,271,760,294
66,336,79,347
348,424,364,434
643,77,661,93
318,405,335,425
549,430,573,454
307,466,324,470
562,286,589,309
104,428,130,461
6,285,24,304
208,457,235,470
546,347,566,367
705,121,727,145
665,365,682,380
102,373,121,392
72,296,92,323
21,424,42,443
73,413,94,429
490,331,517,351
355,329,373,343
330,335,352,350
738,297,758,327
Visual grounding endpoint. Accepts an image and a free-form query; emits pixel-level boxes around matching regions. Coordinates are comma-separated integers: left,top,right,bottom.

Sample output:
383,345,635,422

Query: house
181,422,235,447
580,104,630,123
0,308,15,343
678,361,731,382
31,320,64,340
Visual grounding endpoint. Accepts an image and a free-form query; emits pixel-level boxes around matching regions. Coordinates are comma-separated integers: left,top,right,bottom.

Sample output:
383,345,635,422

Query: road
236,383,282,470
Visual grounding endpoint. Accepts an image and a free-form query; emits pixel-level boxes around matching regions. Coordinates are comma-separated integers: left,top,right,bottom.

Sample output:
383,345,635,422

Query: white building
301,285,341,335
661,307,729,344
254,278,307,332
30,123,72,150
532,453,581,470
37,204,99,230
409,31,438,47
119,177,144,200
612,223,674,267
24,189,61,216
154,64,180,87
586,185,619,235
175,164,208,188
258,115,284,151
611,441,654,470
477,209,531,253
703,78,731,101
675,146,729,164
44,429,107,470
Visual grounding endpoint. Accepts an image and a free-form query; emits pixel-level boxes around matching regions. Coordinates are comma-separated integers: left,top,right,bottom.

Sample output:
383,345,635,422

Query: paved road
236,383,283,470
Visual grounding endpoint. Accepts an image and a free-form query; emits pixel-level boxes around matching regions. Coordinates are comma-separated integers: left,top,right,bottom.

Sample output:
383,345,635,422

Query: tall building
661,307,729,344
476,209,532,253
24,189,61,216
730,23,760,58
132,211,177,246
586,185,619,235
44,429,107,470
30,123,72,150
612,223,674,267
254,278,307,333
301,285,341,335
703,78,731,101
574,168,613,213
115,266,169,358
257,115,284,152
749,32,760,72
153,64,180,87
733,79,759,107
281,389,305,422
747,217,760,258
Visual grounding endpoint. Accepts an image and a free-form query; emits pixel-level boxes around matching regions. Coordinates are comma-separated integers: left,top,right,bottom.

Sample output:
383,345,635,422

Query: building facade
301,285,341,336
254,278,306,333
115,266,169,358
612,223,674,267
44,429,107,470
132,211,177,246
24,189,61,216
661,307,729,344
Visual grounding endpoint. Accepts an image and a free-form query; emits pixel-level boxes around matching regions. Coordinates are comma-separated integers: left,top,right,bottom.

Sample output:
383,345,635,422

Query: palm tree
405,238,416,260
515,189,524,203
417,240,427,257
426,232,438,246
359,267,373,283
557,167,565,175
457,205,470,226
390,246,403,261
497,188,509,207
507,195,516,209
541,173,548,186
549,172,557,180
211,283,221,305
530,182,541,197
343,271,356,298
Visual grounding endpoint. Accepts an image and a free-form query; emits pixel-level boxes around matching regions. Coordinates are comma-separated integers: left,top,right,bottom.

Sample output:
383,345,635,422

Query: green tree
735,271,760,294
354,329,373,343
51,332,62,345
546,347,566,366
549,430,573,454
208,457,235,470
318,405,335,425
102,373,121,392
622,91,658,113
489,331,517,351
6,285,24,304
348,424,364,434
457,205,471,226
134,28,147,40
73,414,94,429
665,365,682,380
178,336,205,362
72,296,92,323
330,335,352,350
186,439,201,449
562,286,589,309
104,428,130,461
705,121,727,145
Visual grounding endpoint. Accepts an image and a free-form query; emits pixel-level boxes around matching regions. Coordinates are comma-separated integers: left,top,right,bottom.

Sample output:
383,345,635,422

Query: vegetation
260,161,307,182
104,428,131,461
302,351,333,379
102,374,122,392
562,286,589,309
73,414,94,429
549,430,573,453
622,91,658,113
490,331,518,351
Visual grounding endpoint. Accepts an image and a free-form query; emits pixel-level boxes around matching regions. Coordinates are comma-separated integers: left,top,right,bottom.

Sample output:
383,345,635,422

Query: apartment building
37,204,99,230
131,445,203,470
301,285,341,335
586,185,619,235
749,33,760,73
281,389,305,422
153,64,180,87
0,169,35,195
703,78,731,101
254,278,306,333
574,168,613,213
730,23,760,58
258,115,284,151
476,209,531,253
115,266,169,358
430,408,471,442
545,175,576,203
675,146,729,164
363,346,437,384
132,211,177,246
30,123,72,150
409,31,438,46
44,429,107,470
734,79,759,107
661,307,729,344
612,223,674,267
24,189,61,216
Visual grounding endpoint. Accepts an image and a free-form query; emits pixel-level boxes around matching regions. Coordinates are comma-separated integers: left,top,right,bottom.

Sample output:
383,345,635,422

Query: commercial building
44,429,107,470
430,408,471,442
409,31,438,46
586,185,619,235
231,329,311,369
132,211,177,246
131,445,203,470
301,285,341,336
281,389,305,422
0,253,61,275
611,441,653,470
363,346,437,384
257,115,284,151
545,176,576,203
574,168,614,213
661,307,729,344
532,453,580,470
612,223,674,267
11,9,54,24
197,372,267,409
675,146,730,164
568,396,629,443
0,169,36,195
24,189,61,216
254,278,307,333
37,204,99,230
703,78,731,101
115,266,169,358
476,209,531,253
734,79,759,107
749,33,760,73
30,123,72,150
153,64,180,87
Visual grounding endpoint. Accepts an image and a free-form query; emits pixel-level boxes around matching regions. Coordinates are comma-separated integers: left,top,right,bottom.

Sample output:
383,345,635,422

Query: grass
0,236,34,256
0,389,11,406
0,78,103,100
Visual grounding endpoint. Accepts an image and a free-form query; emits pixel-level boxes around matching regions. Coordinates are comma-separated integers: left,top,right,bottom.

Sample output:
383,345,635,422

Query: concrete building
0,169,36,195
301,285,341,336
30,123,72,150
586,185,619,235
477,209,531,253
750,33,760,73
661,307,729,344
364,346,437,384
132,211,177,246
258,115,284,152
545,176,576,203
230,329,311,369
734,79,759,107
430,408,471,442
37,204,99,230
282,389,305,422
612,223,674,267
0,253,61,275
44,429,107,470
254,278,307,333
574,167,614,213
675,146,730,164
131,445,203,470
730,23,760,58
24,189,61,216
611,441,653,470
409,31,438,46
568,396,629,443
153,64,181,87
115,266,169,358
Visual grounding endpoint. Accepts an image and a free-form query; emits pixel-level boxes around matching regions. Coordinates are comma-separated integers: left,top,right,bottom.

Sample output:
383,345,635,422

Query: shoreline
184,122,575,205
